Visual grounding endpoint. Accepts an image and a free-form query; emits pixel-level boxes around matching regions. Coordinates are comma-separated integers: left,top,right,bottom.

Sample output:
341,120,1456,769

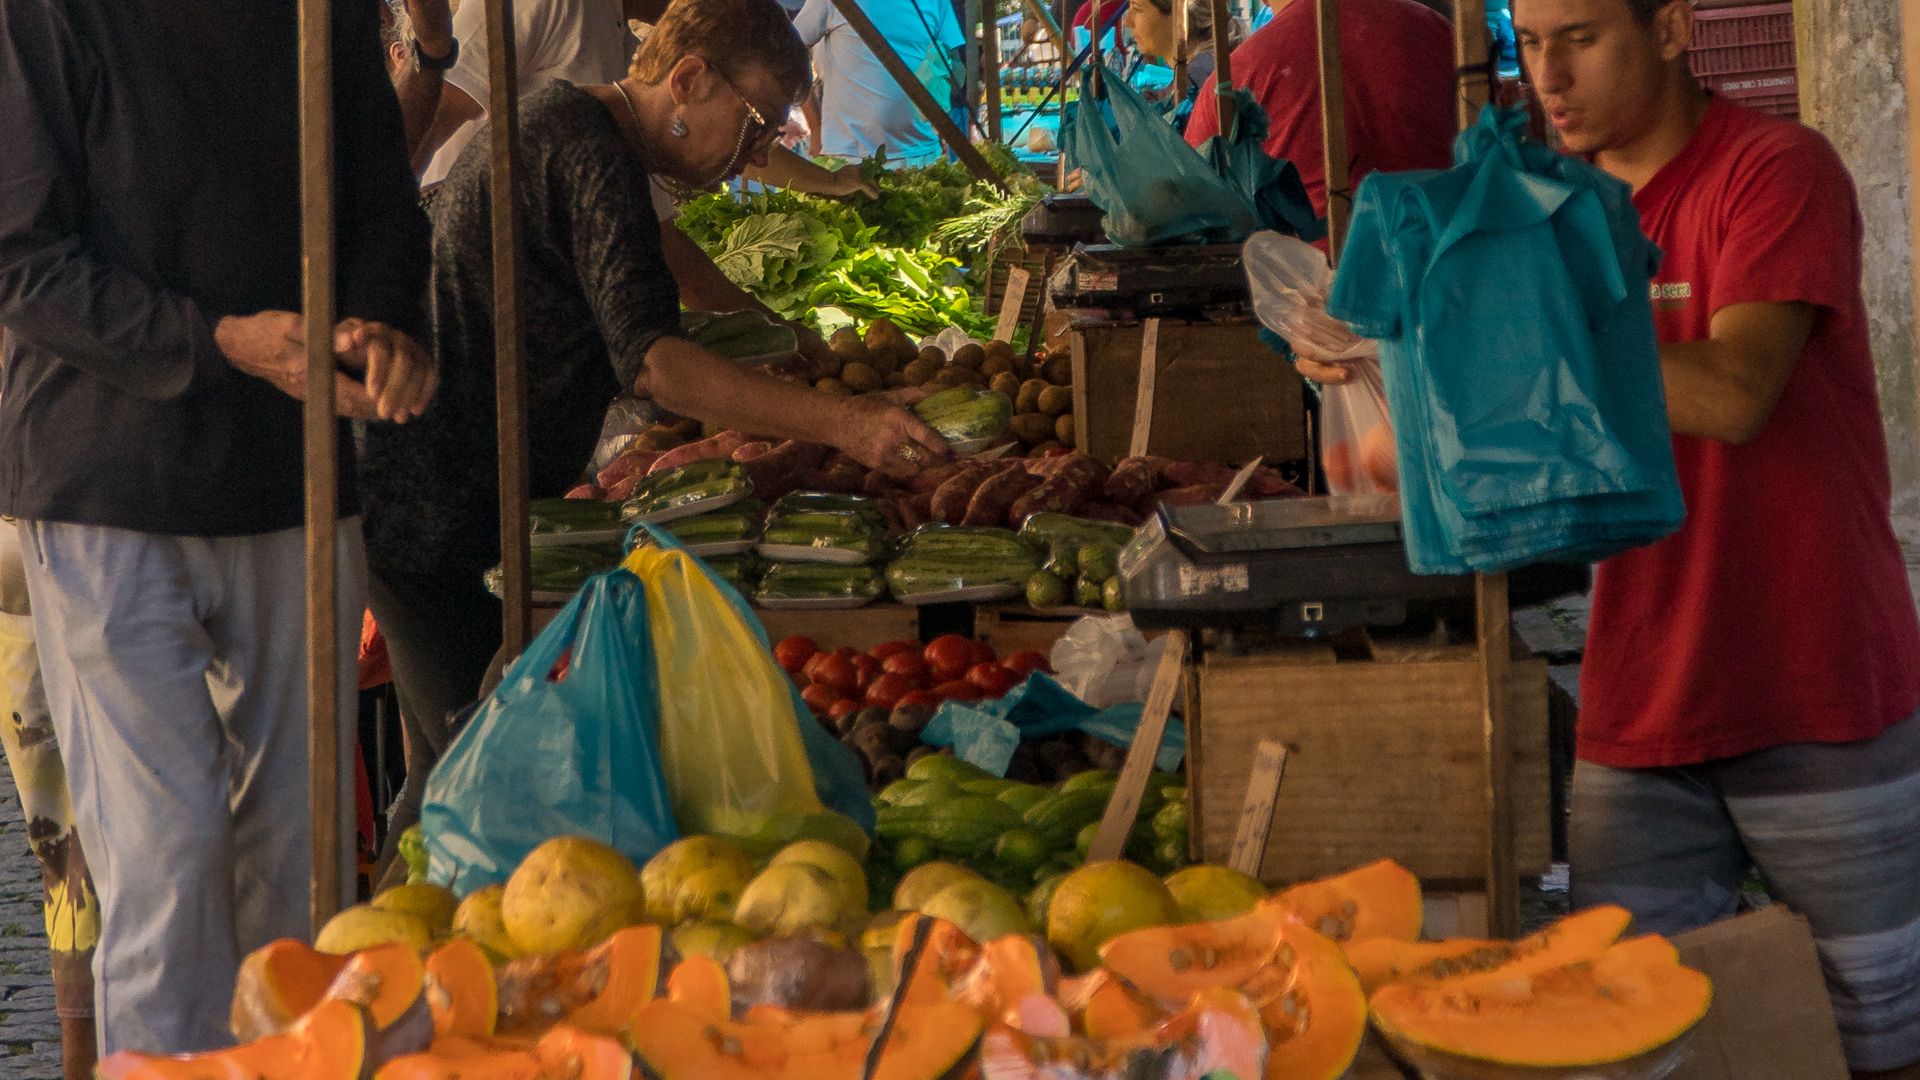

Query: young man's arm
1659,301,1812,445
410,0,490,173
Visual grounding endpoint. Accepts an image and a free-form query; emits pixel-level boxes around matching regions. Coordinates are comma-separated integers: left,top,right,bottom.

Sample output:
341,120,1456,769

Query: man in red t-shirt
1182,0,1455,219
1509,0,1920,1073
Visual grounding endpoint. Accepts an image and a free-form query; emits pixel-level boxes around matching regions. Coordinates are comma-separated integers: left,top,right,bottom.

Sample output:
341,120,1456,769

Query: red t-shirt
1579,98,1920,767
1182,0,1454,219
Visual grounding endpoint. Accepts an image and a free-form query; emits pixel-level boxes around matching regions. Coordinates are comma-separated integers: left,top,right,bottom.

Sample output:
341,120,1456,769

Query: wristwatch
412,36,458,72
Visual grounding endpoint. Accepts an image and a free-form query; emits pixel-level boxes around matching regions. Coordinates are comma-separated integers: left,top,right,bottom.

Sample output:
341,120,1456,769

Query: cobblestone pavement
0,766,62,1077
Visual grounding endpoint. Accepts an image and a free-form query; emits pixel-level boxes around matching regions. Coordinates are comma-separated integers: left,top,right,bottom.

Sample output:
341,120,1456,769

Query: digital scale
1048,242,1253,320
1119,496,1590,637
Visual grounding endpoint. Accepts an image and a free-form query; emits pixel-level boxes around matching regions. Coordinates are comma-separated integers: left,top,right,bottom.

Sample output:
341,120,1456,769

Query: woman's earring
670,113,689,138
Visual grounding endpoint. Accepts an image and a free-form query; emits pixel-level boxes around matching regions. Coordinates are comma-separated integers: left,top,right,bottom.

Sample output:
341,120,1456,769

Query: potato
917,345,948,368
902,357,942,387
839,362,882,394
1028,440,1064,457
1037,385,1074,417
950,366,988,387
989,372,1022,399
1055,414,1077,448
1011,413,1055,446
981,355,1016,379
810,352,845,380
828,327,868,361
864,319,903,350
814,378,852,396
984,339,1017,364
950,342,987,370
1043,354,1074,386
1016,378,1049,414
885,370,910,389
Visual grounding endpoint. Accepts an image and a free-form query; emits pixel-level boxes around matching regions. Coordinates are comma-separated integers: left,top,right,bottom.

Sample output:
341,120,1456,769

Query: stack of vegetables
106,842,1715,1080
753,493,891,609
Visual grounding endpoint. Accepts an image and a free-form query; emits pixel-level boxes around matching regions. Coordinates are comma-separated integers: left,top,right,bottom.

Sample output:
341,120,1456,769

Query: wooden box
1187,643,1552,885
1068,321,1307,465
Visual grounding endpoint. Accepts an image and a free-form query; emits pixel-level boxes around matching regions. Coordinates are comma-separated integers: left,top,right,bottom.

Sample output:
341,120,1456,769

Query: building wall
1795,0,1920,586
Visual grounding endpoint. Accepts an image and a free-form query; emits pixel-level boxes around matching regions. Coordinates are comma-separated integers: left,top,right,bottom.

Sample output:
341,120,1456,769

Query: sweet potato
647,430,751,474
730,441,775,462
1077,502,1147,527
594,448,660,490
1248,466,1305,498
909,461,971,495
1008,454,1108,524
737,440,828,501
564,483,604,500
899,492,934,531
930,461,1001,525
1102,456,1164,507
962,465,1044,527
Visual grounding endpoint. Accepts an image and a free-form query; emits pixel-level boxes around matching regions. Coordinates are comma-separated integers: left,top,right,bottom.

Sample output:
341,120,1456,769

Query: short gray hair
380,0,414,48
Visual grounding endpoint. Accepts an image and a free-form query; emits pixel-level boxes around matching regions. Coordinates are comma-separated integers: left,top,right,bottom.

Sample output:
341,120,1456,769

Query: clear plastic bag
1319,362,1398,495
1049,614,1174,711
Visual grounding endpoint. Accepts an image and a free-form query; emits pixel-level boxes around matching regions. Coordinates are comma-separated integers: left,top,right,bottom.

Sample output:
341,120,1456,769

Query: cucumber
886,555,1036,597
528,498,624,535
1021,789,1113,849
773,492,887,526
664,510,761,545
897,526,1030,562
755,562,885,601
913,387,1012,444
921,797,1027,856
1020,512,1137,553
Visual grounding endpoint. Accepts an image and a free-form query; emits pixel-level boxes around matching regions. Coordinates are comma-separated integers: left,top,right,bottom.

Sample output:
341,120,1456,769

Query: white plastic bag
1050,615,1173,711
1244,231,1397,494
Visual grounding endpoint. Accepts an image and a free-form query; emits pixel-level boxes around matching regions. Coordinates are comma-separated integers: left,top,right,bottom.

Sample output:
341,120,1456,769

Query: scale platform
1049,242,1252,319
1120,496,1591,636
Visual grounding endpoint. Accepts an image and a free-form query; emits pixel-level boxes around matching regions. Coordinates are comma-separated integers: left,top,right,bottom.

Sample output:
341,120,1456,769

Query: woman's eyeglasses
708,62,789,151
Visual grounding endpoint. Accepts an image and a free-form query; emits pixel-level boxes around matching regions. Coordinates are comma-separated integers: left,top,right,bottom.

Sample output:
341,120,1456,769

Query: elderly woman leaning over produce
356,0,951,882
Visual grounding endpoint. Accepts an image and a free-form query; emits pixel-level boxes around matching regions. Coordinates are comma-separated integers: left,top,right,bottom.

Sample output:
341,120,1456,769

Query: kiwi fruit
839,363,882,394
1011,413,1055,446
916,345,948,368
1037,385,1073,417
981,355,1016,379
902,357,942,387
1016,378,1049,414
1055,414,1077,448
829,326,868,360
989,372,1022,399
950,342,987,370
1043,354,1074,386
984,339,1017,363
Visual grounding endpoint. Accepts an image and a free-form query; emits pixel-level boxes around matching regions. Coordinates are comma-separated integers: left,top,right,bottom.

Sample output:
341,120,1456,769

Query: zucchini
755,562,886,601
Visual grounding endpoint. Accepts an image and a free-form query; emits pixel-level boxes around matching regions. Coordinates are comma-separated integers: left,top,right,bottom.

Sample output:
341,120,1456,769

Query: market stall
128,0,1833,1075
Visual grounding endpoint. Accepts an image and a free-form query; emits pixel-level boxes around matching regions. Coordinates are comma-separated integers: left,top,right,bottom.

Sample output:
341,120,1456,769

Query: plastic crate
1689,3,1798,118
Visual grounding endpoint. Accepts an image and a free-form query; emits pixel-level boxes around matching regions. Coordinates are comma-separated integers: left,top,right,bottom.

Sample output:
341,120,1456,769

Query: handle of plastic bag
493,570,621,689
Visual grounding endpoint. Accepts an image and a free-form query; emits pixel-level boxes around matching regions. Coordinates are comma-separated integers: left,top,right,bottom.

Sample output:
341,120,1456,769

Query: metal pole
965,0,983,135
983,3,1004,142
1455,0,1493,128
827,0,1011,188
487,0,532,660
1173,0,1189,108
1209,0,1234,141
298,0,345,926
1316,0,1350,255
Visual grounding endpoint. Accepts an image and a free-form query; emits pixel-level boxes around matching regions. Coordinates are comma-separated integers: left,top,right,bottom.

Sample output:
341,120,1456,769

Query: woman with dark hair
1125,0,1245,128
358,0,951,878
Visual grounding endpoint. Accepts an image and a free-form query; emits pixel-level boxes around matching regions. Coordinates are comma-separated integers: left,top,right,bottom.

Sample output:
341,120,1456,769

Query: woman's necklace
614,80,698,204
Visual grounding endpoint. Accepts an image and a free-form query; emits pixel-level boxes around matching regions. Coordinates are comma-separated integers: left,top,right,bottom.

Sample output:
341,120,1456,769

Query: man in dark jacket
0,0,436,1056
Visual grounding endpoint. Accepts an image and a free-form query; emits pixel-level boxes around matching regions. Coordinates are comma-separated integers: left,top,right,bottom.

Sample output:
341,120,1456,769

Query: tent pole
1315,0,1349,255
487,0,532,662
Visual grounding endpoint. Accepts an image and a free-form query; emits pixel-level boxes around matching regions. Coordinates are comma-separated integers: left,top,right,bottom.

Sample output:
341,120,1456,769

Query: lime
993,828,1052,877
1077,543,1118,582
1102,577,1127,613
1026,570,1069,609
1151,800,1189,844
1026,872,1068,929
891,835,937,872
1074,819,1101,863
1074,576,1106,609
1044,543,1079,578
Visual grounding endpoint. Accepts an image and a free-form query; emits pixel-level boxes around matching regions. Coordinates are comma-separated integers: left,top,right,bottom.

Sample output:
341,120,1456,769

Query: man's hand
404,0,454,60
333,318,438,423
215,311,380,419
1293,355,1354,384
838,396,953,478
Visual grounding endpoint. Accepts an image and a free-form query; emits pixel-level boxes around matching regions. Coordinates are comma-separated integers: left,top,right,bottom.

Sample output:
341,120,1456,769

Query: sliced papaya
532,1024,634,1080
890,913,981,1007
950,935,1058,1023
1261,859,1422,944
495,924,665,1036
1096,906,1287,1006
628,998,983,1080
424,938,500,1039
1345,904,1633,994
1059,970,1164,1041
1369,934,1713,1070
102,998,370,1080
1242,923,1369,1080
231,938,352,1042
375,1035,542,1080
326,942,436,1066
977,986,1266,1080
665,953,732,1024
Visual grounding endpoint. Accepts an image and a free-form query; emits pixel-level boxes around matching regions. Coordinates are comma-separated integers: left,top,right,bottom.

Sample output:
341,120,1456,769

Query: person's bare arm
743,146,879,198
660,222,835,368
638,337,950,475
391,0,455,157
1658,301,1813,445
412,82,484,175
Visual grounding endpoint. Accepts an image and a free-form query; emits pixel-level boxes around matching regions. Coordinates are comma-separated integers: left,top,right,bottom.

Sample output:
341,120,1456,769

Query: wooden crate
533,602,920,653
1187,642,1551,885
1068,321,1307,465
974,604,1082,659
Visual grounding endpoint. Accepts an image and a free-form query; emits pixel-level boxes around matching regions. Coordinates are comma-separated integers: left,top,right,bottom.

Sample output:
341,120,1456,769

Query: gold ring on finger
896,443,922,465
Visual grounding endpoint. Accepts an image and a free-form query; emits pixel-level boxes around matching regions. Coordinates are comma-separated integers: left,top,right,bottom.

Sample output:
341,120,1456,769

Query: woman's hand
838,396,953,478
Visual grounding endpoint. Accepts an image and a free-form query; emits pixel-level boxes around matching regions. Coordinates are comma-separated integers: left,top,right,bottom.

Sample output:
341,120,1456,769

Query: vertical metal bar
1089,0,1103,97
488,0,532,660
298,0,344,927
964,0,983,132
1209,0,1234,140
1477,572,1518,937
1455,0,1492,128
983,1,1004,142
1172,0,1189,108
1316,0,1350,256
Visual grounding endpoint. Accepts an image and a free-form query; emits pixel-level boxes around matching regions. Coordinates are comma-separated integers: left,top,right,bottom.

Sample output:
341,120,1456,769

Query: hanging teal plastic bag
420,570,678,894
1062,69,1320,247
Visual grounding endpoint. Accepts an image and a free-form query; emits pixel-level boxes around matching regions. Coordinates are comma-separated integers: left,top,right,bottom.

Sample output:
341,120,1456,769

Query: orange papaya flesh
951,935,1057,1023
976,986,1266,1080
665,953,732,1025
102,998,370,1080
890,914,982,1009
1097,906,1288,1007
496,924,665,1036
1242,924,1368,1080
1261,859,1423,944
424,938,500,1039
628,998,982,1080
230,938,353,1041
1345,904,1634,995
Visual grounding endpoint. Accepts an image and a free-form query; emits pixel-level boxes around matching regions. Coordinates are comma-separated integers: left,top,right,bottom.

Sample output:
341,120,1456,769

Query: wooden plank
1210,0,1235,139
982,2,1003,143
1069,331,1090,454
488,0,532,660
1127,318,1160,459
1477,572,1519,937
827,0,1009,190
1227,740,1289,877
1172,0,1190,108
298,0,345,926
964,0,983,133
1021,0,1064,47
1454,0,1493,129
1193,650,1551,883
1089,631,1188,862
995,267,1032,344
1075,322,1307,465
1315,0,1351,258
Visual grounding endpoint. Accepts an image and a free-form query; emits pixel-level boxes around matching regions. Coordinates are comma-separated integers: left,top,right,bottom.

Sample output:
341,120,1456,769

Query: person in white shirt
793,0,964,164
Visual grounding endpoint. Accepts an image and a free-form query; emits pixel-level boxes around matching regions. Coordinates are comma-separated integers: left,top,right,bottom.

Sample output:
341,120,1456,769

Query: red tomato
882,652,930,682
801,650,831,684
852,654,882,691
800,683,838,714
1002,650,1053,676
826,698,859,726
870,639,920,661
966,663,1019,698
813,654,859,697
896,689,936,708
865,673,917,709
773,635,819,674
924,635,975,682
969,640,997,667
932,679,981,703
835,645,859,660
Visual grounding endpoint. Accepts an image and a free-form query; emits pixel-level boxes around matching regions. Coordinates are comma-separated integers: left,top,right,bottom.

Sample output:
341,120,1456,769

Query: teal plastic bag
920,672,1185,777
1062,68,1320,247
420,570,679,894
